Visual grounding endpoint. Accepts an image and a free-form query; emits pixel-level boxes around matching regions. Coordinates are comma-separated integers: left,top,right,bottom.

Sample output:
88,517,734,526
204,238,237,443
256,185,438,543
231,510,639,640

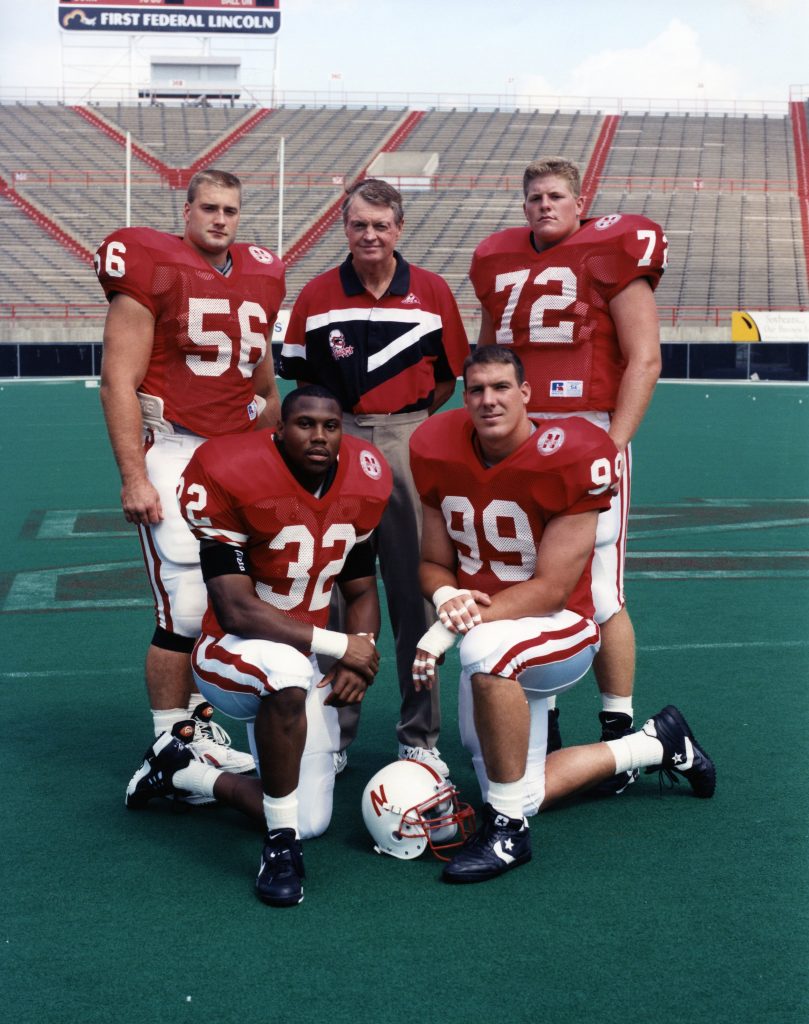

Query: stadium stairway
0,173,93,264
789,101,809,288
282,110,427,267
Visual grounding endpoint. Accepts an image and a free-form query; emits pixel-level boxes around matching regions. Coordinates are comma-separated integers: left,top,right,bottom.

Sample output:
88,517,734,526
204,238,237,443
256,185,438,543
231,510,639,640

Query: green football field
2,378,808,1024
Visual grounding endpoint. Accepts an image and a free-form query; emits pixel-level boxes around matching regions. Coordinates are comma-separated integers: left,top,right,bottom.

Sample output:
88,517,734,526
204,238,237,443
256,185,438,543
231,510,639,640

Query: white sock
487,780,526,822
173,762,221,799
263,792,299,837
606,721,664,773
546,695,557,711
601,693,633,718
152,708,188,738
186,692,206,716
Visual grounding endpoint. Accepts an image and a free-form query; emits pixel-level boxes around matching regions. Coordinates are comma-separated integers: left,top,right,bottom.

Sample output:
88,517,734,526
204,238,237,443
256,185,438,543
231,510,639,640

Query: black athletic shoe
546,707,562,754
594,711,639,796
125,721,195,809
256,829,305,907
441,803,531,884
643,705,716,798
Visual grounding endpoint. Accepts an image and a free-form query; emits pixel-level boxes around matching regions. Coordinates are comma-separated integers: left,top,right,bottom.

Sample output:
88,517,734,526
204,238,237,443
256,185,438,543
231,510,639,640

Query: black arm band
337,538,377,583
199,539,249,582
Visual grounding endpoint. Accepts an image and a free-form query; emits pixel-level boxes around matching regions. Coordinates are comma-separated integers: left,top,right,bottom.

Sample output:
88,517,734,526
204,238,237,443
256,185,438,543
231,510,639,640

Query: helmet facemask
362,760,476,861
401,786,476,860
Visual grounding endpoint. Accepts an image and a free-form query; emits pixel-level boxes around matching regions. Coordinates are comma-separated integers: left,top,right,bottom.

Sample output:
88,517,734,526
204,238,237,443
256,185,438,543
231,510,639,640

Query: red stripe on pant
489,620,597,679
194,637,276,696
615,448,631,600
137,522,173,633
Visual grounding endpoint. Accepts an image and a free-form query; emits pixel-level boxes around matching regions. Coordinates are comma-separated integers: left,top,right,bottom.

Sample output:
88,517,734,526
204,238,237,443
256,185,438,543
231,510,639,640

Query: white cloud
521,19,741,101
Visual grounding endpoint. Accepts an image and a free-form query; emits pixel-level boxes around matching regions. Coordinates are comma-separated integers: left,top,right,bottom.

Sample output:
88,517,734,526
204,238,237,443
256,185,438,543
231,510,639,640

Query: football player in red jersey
408,347,714,884
470,157,668,788
126,386,392,906
96,169,286,789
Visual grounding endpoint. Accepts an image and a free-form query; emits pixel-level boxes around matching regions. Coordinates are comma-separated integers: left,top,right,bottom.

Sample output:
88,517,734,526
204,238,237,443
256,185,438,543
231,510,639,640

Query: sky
1,0,808,108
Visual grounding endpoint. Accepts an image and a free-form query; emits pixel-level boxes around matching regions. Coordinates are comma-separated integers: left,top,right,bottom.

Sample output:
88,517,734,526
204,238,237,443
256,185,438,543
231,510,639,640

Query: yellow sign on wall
731,311,809,342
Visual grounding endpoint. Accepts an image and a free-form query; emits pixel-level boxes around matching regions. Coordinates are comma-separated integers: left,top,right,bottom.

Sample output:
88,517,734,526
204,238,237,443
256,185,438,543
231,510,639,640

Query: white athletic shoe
188,702,255,775
398,743,450,779
333,750,348,775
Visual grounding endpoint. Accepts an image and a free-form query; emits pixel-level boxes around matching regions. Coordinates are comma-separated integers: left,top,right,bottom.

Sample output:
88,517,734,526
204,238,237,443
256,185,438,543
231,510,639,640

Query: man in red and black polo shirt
280,178,470,776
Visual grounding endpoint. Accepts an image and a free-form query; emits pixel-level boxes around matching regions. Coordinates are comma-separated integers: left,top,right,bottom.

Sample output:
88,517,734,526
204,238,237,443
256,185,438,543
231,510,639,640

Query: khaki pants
333,410,440,750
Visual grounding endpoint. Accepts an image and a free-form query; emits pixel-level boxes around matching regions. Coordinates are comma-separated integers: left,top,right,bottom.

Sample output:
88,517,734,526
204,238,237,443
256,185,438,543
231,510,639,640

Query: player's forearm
482,577,572,622
608,356,660,450
253,355,282,431
418,560,459,602
343,583,381,638
99,382,149,484
609,278,661,449
211,590,313,650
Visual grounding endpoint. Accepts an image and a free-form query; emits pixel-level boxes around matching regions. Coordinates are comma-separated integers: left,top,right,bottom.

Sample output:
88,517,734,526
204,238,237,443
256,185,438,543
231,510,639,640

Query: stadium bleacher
1,99,808,379
92,102,258,167
0,192,97,304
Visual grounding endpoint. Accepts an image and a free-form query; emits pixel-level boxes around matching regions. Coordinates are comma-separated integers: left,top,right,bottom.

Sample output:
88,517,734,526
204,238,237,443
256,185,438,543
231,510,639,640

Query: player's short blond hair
522,158,581,198
186,169,242,204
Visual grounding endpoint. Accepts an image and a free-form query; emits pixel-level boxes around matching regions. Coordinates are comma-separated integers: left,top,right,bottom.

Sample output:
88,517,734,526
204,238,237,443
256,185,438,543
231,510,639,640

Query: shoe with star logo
643,705,716,798
441,803,531,884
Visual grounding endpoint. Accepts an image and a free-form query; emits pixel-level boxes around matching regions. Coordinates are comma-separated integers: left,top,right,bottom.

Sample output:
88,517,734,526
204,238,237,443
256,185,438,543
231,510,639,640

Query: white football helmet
361,759,475,860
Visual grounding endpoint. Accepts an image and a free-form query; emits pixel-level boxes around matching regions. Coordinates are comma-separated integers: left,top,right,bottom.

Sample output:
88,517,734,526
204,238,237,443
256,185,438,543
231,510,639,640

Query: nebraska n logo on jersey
360,449,382,479
248,245,275,264
594,214,622,231
537,427,565,455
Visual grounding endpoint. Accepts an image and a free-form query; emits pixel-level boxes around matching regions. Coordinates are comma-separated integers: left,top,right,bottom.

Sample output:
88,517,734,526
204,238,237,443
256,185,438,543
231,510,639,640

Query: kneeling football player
408,346,716,884
126,385,392,907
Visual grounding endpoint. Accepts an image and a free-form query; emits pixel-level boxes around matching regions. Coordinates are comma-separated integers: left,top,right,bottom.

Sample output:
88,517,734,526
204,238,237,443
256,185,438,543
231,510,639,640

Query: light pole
277,135,285,255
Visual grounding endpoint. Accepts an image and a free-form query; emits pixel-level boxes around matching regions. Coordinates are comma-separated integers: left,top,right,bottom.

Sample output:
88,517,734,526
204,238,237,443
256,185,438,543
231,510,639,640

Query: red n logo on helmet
369,785,387,817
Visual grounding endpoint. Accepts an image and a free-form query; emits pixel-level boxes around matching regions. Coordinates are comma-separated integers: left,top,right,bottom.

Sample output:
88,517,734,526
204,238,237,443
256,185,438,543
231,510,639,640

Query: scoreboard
58,0,281,35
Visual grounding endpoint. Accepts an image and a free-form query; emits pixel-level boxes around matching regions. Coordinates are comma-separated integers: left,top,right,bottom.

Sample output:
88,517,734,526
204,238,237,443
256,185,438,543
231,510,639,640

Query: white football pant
138,430,207,637
458,610,600,816
192,634,340,840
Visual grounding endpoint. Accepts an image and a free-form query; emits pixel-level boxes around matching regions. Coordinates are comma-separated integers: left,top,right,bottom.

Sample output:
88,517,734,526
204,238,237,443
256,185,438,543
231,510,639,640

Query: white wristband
417,620,458,658
432,585,470,611
311,627,349,659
